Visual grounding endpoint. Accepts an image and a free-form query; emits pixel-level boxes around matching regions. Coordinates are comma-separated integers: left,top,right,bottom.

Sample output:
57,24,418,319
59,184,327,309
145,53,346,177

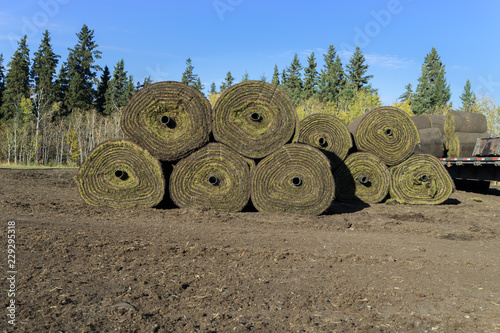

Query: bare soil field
1,168,500,332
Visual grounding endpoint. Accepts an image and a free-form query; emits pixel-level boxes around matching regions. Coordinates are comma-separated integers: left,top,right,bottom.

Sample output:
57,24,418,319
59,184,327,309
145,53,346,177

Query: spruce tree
260,73,267,82
1,35,30,120
209,82,217,95
126,75,135,100
284,53,303,105
104,59,128,115
319,45,345,103
220,71,234,92
411,47,451,115
303,52,319,100
460,79,475,112
271,65,280,86
241,71,249,82
194,77,204,92
398,83,413,102
0,54,6,111
31,30,60,106
181,58,199,87
54,63,70,113
346,46,373,92
65,24,102,111
94,65,110,113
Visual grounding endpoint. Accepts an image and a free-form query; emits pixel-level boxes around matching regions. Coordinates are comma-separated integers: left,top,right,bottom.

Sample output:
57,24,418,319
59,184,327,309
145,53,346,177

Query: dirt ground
0,168,499,332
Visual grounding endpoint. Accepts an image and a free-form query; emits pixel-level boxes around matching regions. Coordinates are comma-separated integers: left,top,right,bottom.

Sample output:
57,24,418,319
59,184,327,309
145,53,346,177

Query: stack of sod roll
444,110,489,158
76,81,457,214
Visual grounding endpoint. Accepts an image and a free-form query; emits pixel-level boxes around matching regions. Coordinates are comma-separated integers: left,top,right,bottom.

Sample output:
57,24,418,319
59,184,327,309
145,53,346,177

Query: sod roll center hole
318,137,328,147
420,175,429,182
208,176,221,186
291,177,303,187
385,129,394,136
357,175,369,184
160,115,176,128
250,112,263,122
114,170,129,181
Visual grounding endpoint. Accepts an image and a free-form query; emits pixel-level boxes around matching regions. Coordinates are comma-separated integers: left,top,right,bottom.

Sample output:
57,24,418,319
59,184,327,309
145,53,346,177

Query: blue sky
1,0,500,106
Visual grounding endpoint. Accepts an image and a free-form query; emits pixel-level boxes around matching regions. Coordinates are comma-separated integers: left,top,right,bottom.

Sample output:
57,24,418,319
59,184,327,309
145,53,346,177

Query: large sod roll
251,143,335,215
121,81,212,161
444,110,488,136
333,152,391,203
298,113,352,168
169,143,253,212
74,140,165,208
414,128,445,158
445,132,489,158
412,114,445,135
213,80,298,159
389,154,455,205
348,106,420,166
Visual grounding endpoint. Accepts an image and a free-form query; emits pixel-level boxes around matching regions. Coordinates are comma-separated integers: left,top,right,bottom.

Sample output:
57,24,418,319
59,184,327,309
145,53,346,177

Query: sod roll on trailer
444,110,488,136
169,143,253,212
121,81,212,161
389,154,455,205
333,152,391,204
348,106,420,166
74,140,165,208
251,143,335,215
298,113,352,169
212,80,299,159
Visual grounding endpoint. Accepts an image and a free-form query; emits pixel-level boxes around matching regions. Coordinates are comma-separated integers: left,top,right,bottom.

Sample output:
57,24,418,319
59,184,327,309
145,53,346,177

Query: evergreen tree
242,71,249,82
411,47,451,115
460,78,476,112
94,65,110,113
0,54,6,111
284,53,303,105
319,45,345,103
194,77,204,92
65,24,102,111
303,52,319,100
1,35,30,120
280,69,287,87
104,59,128,115
54,63,70,112
126,75,135,100
260,73,267,82
209,82,217,95
398,83,413,102
181,58,199,87
346,46,373,92
271,64,280,85
31,30,60,105
220,71,234,92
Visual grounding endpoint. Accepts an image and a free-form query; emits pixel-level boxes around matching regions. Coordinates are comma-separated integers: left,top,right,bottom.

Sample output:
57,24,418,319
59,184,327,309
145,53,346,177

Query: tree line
0,24,498,166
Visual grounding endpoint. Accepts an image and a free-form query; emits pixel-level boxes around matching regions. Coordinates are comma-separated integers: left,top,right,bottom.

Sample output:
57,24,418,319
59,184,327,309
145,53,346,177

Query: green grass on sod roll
333,152,391,204
445,131,489,158
389,154,455,205
251,143,335,215
169,143,254,212
121,81,212,161
298,113,352,169
213,80,299,159
74,140,165,208
348,106,420,166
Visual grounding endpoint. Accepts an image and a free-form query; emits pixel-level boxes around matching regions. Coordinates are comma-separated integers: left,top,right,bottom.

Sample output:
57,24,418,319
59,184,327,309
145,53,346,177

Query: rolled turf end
74,139,165,208
389,154,455,205
169,142,253,212
251,143,335,215
212,80,299,159
121,81,212,161
333,152,391,204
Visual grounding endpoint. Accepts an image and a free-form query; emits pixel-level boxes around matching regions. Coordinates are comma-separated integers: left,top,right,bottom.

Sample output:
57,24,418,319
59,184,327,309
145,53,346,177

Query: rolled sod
74,140,165,208
298,113,352,168
389,154,455,205
212,80,298,159
444,110,488,137
445,132,489,158
414,128,445,158
169,143,253,212
411,114,445,135
333,152,391,204
251,143,335,215
348,106,420,166
121,81,212,161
